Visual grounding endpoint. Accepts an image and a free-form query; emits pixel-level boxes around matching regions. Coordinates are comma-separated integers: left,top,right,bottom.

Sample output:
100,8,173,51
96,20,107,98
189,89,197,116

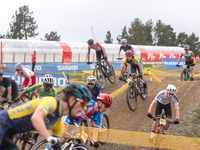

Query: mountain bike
32,124,90,150
149,110,175,150
92,58,115,89
176,64,194,81
80,113,110,145
124,74,147,111
116,57,131,82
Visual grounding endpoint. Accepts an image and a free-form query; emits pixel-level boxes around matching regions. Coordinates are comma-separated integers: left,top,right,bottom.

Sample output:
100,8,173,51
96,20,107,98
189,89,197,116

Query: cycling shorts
0,110,19,150
2,85,18,100
185,61,194,69
131,64,141,75
96,50,107,60
155,102,172,118
22,74,36,87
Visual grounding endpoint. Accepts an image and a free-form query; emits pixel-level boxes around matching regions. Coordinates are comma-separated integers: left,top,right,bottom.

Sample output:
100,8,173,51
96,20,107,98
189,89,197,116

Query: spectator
32,51,36,72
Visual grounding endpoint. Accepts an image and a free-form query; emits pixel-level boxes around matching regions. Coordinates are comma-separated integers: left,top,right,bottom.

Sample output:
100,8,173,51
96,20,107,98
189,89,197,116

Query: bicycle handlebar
116,57,123,60
152,117,174,124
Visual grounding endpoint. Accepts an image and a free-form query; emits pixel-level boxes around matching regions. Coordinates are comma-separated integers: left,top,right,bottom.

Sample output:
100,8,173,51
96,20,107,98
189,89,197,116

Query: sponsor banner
6,62,143,72
145,51,182,62
162,58,185,69
2,71,69,89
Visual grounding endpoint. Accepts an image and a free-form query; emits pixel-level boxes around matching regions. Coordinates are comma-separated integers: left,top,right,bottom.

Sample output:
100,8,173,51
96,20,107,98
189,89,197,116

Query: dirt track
17,66,200,150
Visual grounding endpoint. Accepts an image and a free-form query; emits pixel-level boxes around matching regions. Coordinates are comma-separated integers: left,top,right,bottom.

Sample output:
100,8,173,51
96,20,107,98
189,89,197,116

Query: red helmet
97,93,113,106
125,50,132,57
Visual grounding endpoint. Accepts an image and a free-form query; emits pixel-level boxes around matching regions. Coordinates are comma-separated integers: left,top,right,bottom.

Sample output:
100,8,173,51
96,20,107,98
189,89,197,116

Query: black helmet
0,70,3,76
63,82,91,103
87,39,94,46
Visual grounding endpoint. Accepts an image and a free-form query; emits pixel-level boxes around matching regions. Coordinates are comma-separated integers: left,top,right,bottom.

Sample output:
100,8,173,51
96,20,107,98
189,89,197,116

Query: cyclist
117,39,136,58
61,93,113,149
87,39,113,72
119,50,147,92
0,70,19,110
147,84,180,139
0,82,90,150
85,76,103,101
13,63,37,96
176,45,195,81
14,74,57,102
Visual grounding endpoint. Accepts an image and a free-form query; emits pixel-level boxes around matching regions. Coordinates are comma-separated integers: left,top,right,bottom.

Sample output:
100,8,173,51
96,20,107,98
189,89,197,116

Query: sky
0,0,200,44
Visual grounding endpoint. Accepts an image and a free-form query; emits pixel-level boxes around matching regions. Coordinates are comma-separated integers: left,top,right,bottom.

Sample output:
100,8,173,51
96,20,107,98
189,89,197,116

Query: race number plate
81,130,88,143
160,119,166,125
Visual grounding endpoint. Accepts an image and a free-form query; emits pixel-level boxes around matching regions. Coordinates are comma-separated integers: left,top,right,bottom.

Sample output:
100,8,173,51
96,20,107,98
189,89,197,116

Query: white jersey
13,68,35,80
154,90,179,107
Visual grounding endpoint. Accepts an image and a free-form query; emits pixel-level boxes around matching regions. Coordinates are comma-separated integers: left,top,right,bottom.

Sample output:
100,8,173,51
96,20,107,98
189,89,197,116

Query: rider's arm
120,66,125,77
132,48,136,56
175,107,179,120
148,100,157,113
101,47,106,58
87,46,90,62
117,51,121,58
193,56,196,64
53,88,58,99
31,108,51,139
120,58,127,77
177,57,181,65
13,72,18,81
27,75,32,87
138,64,143,74
7,86,12,99
17,89,29,99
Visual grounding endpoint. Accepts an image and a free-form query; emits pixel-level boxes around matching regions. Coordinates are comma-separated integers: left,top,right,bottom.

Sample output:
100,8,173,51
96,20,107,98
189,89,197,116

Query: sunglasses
88,83,94,85
76,98,88,108
169,93,174,96
44,83,53,88
16,69,20,71
104,103,111,108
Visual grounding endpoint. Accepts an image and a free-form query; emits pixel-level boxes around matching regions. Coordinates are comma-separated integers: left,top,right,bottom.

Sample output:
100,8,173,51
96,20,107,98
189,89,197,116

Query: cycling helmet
97,93,113,106
166,84,177,94
87,76,97,83
121,39,127,43
14,63,22,70
184,45,190,49
63,82,91,103
0,70,3,76
125,50,133,57
43,74,54,84
87,39,94,46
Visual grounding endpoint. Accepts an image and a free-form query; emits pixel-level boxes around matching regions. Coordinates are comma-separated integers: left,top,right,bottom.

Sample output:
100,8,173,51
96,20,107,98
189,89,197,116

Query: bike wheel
98,114,110,145
153,128,164,150
32,139,47,150
138,78,147,100
107,65,115,84
64,143,90,150
93,68,105,89
181,70,186,81
126,85,137,111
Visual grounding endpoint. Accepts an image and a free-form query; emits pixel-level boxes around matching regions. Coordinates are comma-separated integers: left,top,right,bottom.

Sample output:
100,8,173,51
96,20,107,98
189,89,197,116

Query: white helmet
15,63,22,70
166,84,177,94
87,76,96,83
184,45,190,49
43,74,54,84
121,39,127,43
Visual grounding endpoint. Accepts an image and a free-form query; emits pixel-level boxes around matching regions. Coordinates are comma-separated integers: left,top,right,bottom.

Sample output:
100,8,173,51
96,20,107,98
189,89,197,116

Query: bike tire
32,139,47,150
107,65,115,84
137,78,147,100
93,68,105,89
99,114,110,145
181,70,186,81
153,128,164,150
126,85,137,111
64,143,90,150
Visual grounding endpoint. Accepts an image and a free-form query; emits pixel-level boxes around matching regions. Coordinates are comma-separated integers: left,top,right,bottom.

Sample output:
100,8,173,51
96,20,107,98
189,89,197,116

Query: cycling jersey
85,83,103,101
122,57,140,67
28,83,57,98
0,97,63,149
154,90,179,107
13,68,35,79
180,51,194,62
119,44,134,55
88,42,104,53
0,77,18,100
63,100,104,128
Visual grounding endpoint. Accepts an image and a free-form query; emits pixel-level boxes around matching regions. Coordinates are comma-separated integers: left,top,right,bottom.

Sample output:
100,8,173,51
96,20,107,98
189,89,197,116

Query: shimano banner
6,62,143,72
162,58,185,69
2,71,69,89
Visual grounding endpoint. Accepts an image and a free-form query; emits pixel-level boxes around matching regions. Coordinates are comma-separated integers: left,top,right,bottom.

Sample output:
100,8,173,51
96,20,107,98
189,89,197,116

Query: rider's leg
164,104,172,132
190,67,194,80
104,59,111,68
